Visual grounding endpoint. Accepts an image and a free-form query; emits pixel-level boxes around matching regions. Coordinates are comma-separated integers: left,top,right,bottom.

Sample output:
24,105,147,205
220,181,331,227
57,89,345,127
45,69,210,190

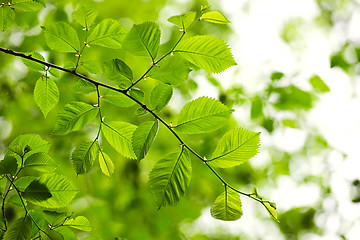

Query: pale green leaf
55,228,76,240
11,0,43,11
102,90,135,108
24,152,57,172
123,22,161,61
210,187,242,221
175,35,236,73
149,148,191,208
208,128,260,168
22,52,45,71
34,76,60,118
3,216,32,240
71,141,99,175
132,121,158,161
148,56,189,86
310,75,330,93
129,88,144,102
72,6,97,29
79,60,104,74
102,121,137,159
174,96,233,134
98,150,114,176
63,216,93,232
7,134,50,159
134,107,148,117
0,156,18,175
201,10,231,24
103,58,133,86
87,19,127,49
72,79,96,94
0,5,15,31
39,227,64,240
263,202,280,223
42,23,80,53
168,11,196,29
148,83,172,112
52,102,98,135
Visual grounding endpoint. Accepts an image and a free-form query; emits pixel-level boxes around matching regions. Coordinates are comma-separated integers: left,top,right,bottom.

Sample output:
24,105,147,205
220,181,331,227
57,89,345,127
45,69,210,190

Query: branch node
169,122,173,128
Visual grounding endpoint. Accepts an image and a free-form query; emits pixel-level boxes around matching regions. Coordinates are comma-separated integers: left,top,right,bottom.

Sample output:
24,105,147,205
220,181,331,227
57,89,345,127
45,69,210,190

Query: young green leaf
24,152,57,172
149,148,192,208
29,210,45,239
79,60,104,74
63,216,93,232
167,11,196,30
200,10,230,24
71,141,99,175
102,90,135,108
148,83,172,112
72,79,97,94
42,210,68,226
7,134,50,159
15,176,37,192
0,5,15,31
309,75,330,93
174,96,233,134
263,202,280,223
98,150,114,176
123,22,161,61
208,128,260,168
129,88,144,102
103,58,133,86
22,180,52,202
210,187,242,221
148,56,189,86
11,0,44,12
55,227,77,240
87,19,127,49
72,6,97,29
52,102,98,135
8,194,25,207
3,216,32,240
34,76,60,118
42,23,80,53
132,121,159,161
175,35,236,73
0,156,18,176
39,227,64,240
102,121,137,159
22,52,45,71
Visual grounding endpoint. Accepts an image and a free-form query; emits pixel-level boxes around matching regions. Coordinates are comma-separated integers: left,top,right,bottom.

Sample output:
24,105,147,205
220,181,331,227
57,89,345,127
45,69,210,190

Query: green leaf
52,102,98,135
210,187,242,221
15,176,37,192
29,210,45,238
8,194,25,207
22,174,78,208
250,96,263,119
102,121,137,159
72,6,97,29
79,60,104,74
148,56,189,86
273,85,313,110
42,23,80,53
0,156,18,175
174,96,233,134
103,58,133,86
87,19,127,49
40,227,64,240
22,180,52,202
0,5,15,31
22,52,45,71
24,152,57,172
134,107,148,117
208,128,260,168
149,148,192,208
102,90,135,108
42,210,67,226
55,227,76,240
123,22,161,61
270,71,284,81
175,35,236,73
148,83,172,112
201,10,230,24
34,76,60,118
71,141,99,175
72,79,96,94
263,202,280,223
131,121,158,161
63,216,93,232
11,0,44,11
7,134,50,159
167,11,196,29
129,88,144,102
3,216,32,240
309,75,330,93
98,150,114,177
49,67,60,77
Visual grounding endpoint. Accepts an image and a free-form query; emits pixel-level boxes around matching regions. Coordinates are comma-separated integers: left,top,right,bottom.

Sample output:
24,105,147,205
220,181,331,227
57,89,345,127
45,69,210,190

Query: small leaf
22,52,45,71
34,76,60,118
79,60,104,74
8,194,25,207
168,11,196,29
7,134,50,159
55,227,76,240
263,202,280,223
102,121,137,159
71,141,99,175
29,210,45,238
52,102,98,135
208,128,260,168
0,5,15,31
132,121,158,161
3,216,32,240
270,71,284,81
15,176,37,192
12,0,44,11
0,156,18,175
103,58,133,86
103,90,135,108
63,216,93,232
148,83,172,112
174,96,233,134
72,79,96,94
87,19,127,49
42,23,80,53
98,150,114,176
309,75,330,93
72,6,97,29
210,187,242,221
175,35,236,73
42,211,67,226
24,152,57,172
201,10,230,24
134,107,148,116
123,22,161,61
149,148,191,208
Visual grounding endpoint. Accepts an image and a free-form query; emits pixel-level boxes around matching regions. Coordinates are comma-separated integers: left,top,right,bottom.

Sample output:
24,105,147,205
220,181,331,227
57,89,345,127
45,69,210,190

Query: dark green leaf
8,194,25,207
210,187,242,221
98,150,114,176
201,10,230,24
132,121,158,161
63,216,93,231
103,58,133,86
34,76,60,118
3,215,32,240
0,5,15,31
24,152,57,172
71,141,99,175
0,156,18,175
42,23,80,53
167,11,196,29
22,180,52,203
15,176,37,192
309,75,330,93
148,83,172,112
22,52,45,71
72,6,97,29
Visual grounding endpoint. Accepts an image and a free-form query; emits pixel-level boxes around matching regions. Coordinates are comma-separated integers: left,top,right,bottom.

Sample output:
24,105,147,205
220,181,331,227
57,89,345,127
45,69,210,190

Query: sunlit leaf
7,134,50,159
148,83,172,112
175,35,236,73
42,210,67,226
98,150,114,176
34,76,60,118
102,90,135,108
72,79,96,94
174,96,233,134
309,75,330,93
149,148,191,208
72,6,97,29
103,58,133,86
0,156,18,175
3,216,32,240
0,5,15,31
210,187,242,221
208,128,260,168
11,0,44,11
39,227,64,240
42,23,80,53
55,228,76,240
79,60,104,74
71,141,99,175
270,71,284,81
63,216,93,232
132,121,158,161
22,180,52,203
22,52,45,71
15,176,37,192
29,210,45,238
250,96,263,119
24,152,57,172
168,11,196,29
263,202,280,223
201,10,230,24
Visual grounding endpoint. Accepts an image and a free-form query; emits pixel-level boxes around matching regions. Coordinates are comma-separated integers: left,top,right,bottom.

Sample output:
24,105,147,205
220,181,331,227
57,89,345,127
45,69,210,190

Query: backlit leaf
148,83,172,112
22,52,45,71
63,216,93,232
210,187,242,221
72,79,96,94
167,11,196,29
88,19,127,49
102,90,135,108
103,58,133,86
42,23,80,53
98,150,114,176
0,5,15,31
309,75,330,93
263,202,280,223
72,6,97,29
22,180,52,203
3,216,32,240
174,96,233,134
11,0,43,11
71,141,99,175
55,228,76,240
0,156,18,175
24,152,57,172
201,10,230,24
34,76,60,118
7,134,50,159
148,56,189,85
132,121,158,161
